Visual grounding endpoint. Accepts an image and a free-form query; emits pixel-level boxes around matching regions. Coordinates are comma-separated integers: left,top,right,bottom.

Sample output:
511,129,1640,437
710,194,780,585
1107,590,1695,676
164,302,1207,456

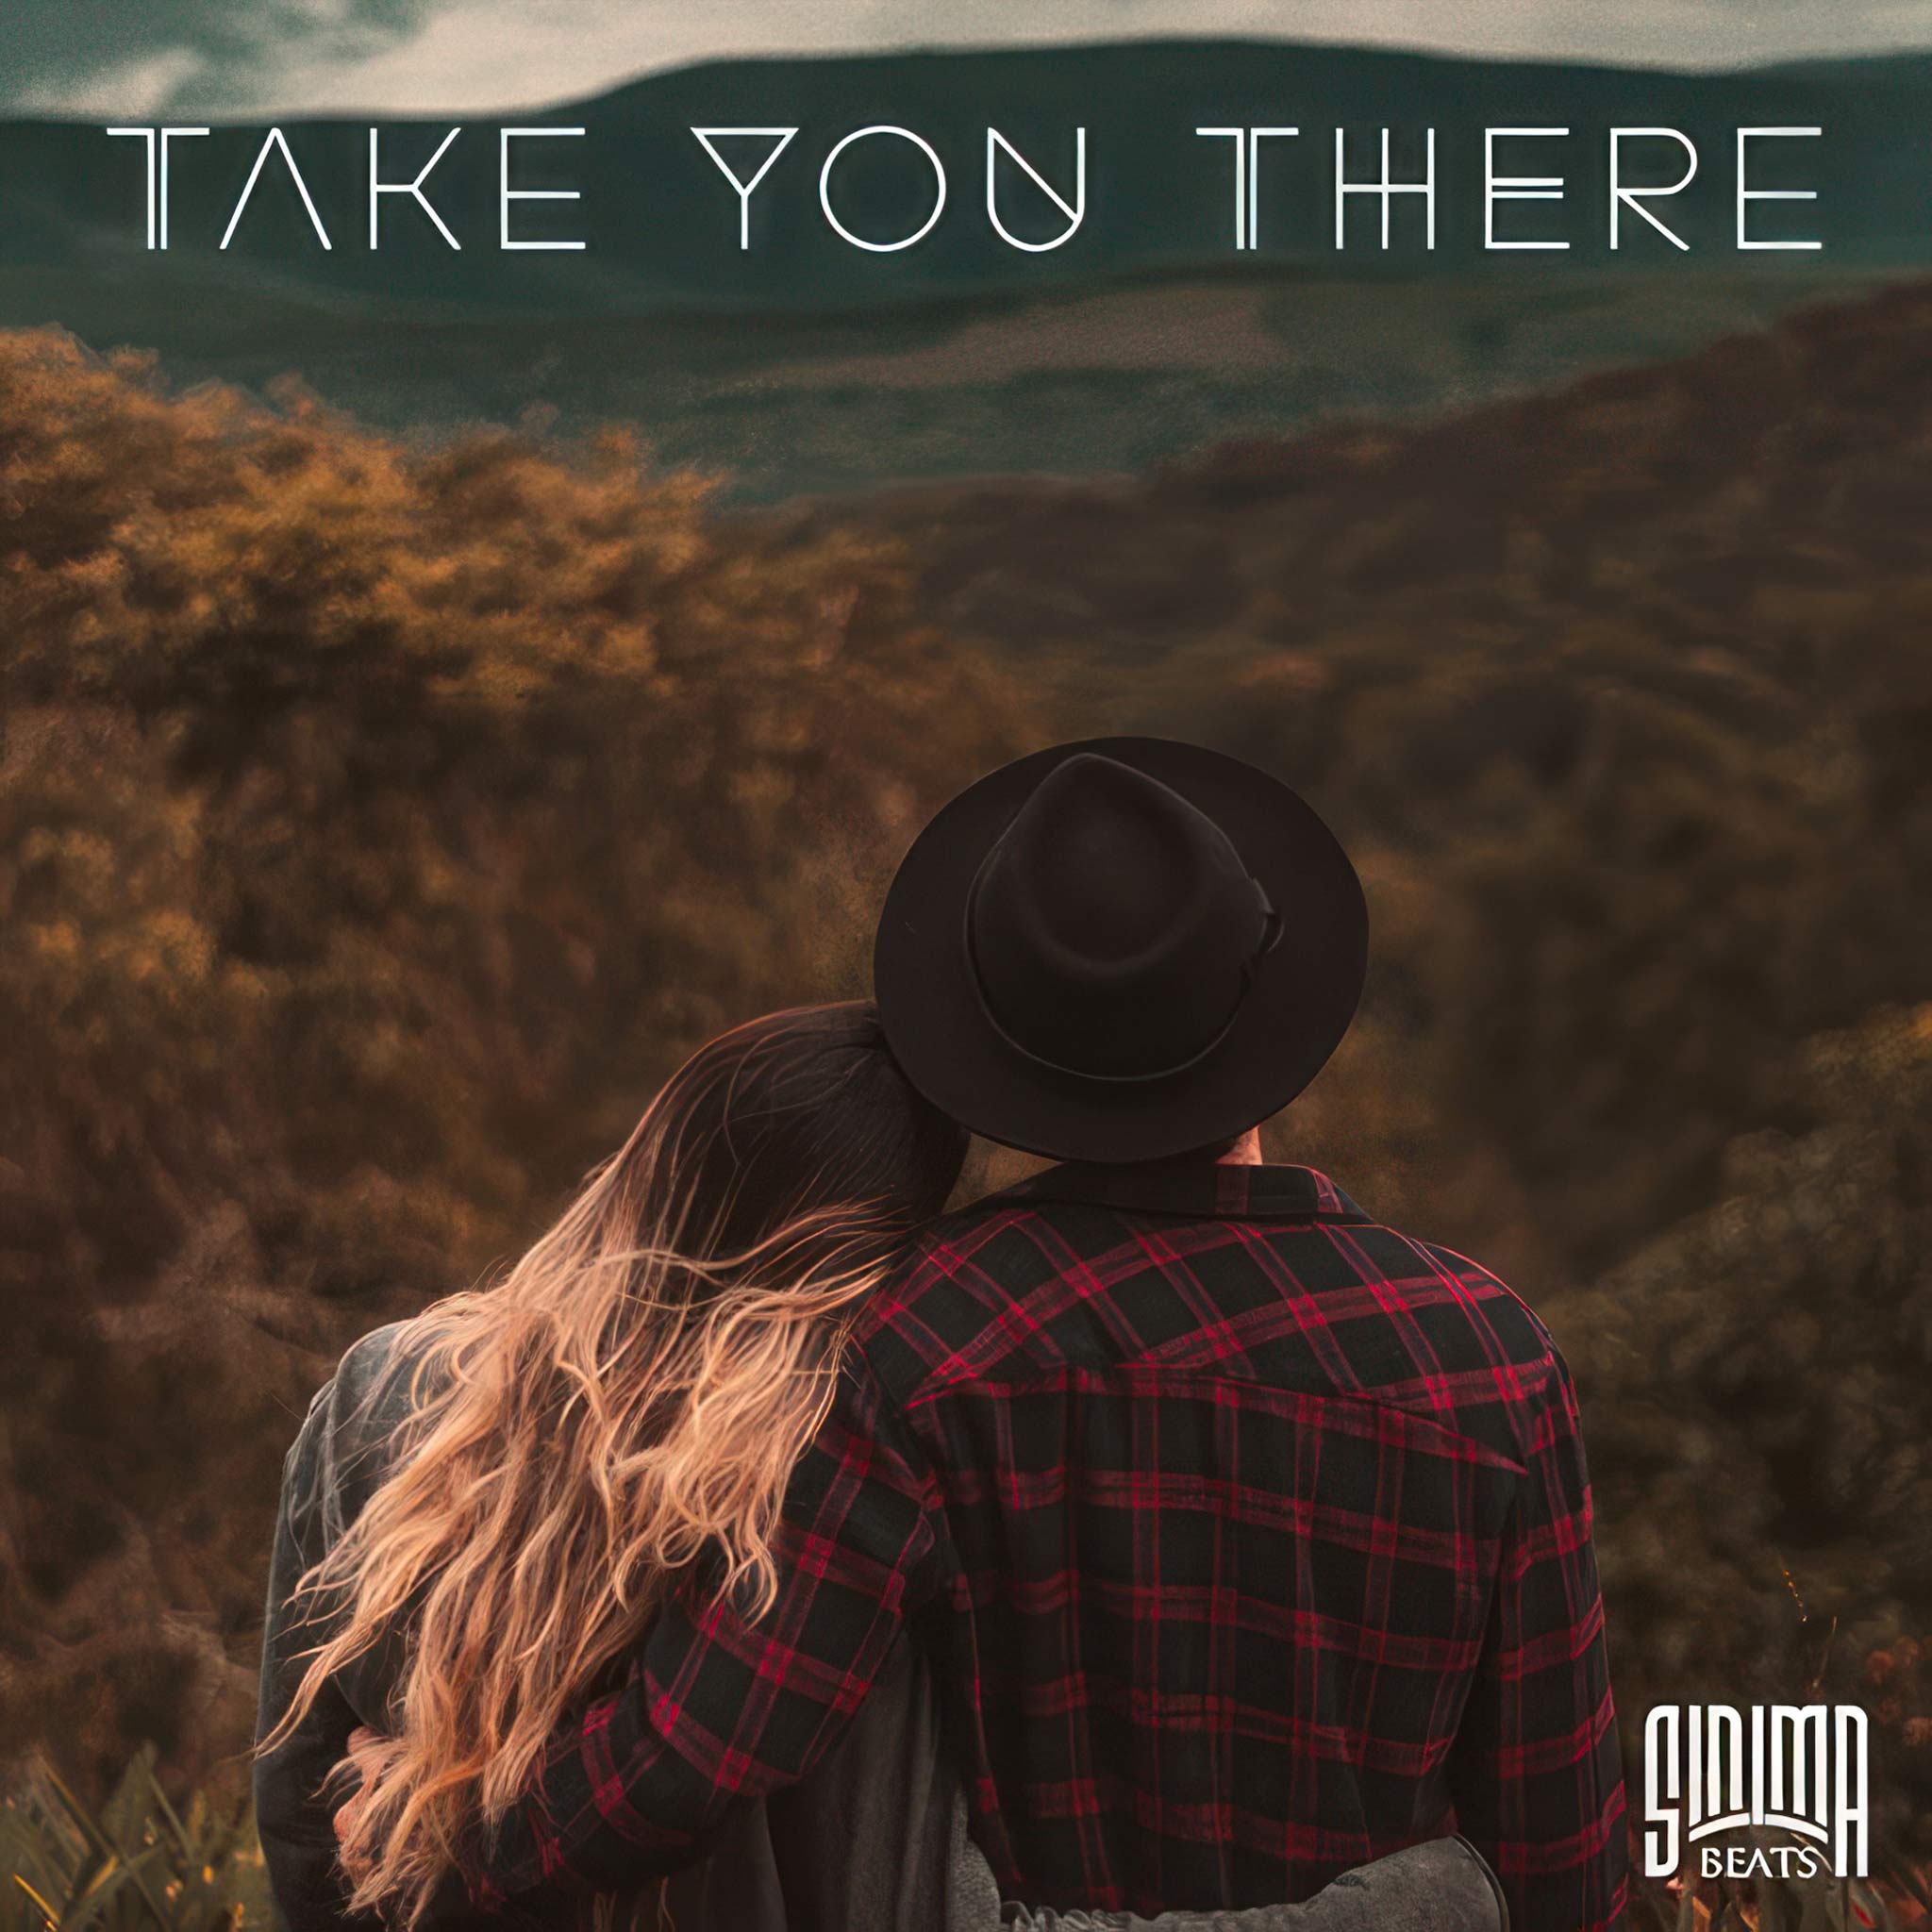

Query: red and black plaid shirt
467,1160,1626,1930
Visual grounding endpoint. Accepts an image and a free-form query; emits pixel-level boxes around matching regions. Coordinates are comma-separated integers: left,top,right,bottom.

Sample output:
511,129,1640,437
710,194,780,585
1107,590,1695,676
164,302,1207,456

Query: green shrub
2,1750,267,1932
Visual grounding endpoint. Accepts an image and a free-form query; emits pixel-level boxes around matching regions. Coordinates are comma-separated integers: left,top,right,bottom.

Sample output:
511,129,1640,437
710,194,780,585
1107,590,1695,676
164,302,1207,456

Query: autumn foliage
0,330,1027,1790
4,286,1931,1887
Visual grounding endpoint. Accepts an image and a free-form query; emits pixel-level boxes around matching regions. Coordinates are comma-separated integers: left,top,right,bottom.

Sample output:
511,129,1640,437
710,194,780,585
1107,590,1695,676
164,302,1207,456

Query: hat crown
968,754,1270,1080
872,734,1368,1164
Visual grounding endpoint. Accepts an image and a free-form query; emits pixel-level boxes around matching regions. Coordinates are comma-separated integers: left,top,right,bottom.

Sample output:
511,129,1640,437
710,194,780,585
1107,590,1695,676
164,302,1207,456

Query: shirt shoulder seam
898,1360,1532,1478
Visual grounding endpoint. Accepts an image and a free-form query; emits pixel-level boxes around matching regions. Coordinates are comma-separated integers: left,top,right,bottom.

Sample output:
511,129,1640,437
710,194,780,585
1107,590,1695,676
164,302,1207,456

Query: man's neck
1217,1127,1264,1167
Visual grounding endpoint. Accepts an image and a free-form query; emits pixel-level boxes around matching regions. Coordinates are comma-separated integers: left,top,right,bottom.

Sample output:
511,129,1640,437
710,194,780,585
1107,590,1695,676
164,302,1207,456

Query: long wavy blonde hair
260,1002,965,1927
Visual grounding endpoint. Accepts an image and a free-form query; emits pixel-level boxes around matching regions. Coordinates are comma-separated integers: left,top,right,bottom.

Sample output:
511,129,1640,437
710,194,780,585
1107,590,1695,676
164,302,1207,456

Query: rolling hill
5,272,1932,1835
2,39,1928,494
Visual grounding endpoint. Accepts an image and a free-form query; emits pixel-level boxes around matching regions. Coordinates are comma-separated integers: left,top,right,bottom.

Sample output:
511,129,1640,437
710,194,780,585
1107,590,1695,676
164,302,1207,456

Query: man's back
438,746,1628,1932
855,1159,1627,1929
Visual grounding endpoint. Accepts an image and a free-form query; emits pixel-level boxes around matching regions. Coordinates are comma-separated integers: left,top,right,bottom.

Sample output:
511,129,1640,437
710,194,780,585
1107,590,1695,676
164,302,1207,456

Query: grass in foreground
3,1749,267,1932
8,1745,1932,1932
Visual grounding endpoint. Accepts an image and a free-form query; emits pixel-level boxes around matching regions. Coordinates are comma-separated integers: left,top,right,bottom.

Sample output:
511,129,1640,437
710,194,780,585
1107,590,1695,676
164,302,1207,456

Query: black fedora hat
873,738,1367,1163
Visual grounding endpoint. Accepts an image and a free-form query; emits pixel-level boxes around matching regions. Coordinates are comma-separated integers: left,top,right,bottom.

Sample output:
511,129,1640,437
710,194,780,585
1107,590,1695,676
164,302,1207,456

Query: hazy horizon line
15,27,1932,128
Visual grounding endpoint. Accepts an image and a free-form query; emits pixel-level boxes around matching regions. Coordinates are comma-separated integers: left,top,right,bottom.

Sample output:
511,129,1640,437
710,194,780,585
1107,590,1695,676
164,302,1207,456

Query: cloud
18,49,210,118
4,0,433,117
8,0,1932,119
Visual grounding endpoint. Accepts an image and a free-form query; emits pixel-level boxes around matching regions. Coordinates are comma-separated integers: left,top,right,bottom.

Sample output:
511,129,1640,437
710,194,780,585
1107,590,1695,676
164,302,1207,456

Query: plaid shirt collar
998,1158,1372,1224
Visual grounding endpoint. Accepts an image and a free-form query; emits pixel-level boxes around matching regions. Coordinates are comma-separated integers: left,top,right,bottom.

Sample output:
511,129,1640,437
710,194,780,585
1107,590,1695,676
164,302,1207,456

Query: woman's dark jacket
253,1324,978,1932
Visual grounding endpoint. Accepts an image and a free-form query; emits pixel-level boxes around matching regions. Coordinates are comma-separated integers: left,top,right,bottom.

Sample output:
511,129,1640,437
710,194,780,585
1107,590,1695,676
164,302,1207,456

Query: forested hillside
0,332,1029,1788
4,287,1930,1857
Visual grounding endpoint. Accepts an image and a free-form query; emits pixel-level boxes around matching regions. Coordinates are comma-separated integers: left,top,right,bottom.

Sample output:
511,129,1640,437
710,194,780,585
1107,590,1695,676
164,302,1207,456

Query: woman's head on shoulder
270,999,964,1930
626,998,967,1285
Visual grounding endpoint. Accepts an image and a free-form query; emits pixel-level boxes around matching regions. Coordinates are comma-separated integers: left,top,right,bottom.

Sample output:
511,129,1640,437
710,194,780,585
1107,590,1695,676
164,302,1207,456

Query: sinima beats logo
1643,1706,1869,1880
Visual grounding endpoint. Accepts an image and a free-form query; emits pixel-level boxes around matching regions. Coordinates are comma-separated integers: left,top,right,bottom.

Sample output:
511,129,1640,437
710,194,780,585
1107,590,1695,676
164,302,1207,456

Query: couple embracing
256,740,1628,1932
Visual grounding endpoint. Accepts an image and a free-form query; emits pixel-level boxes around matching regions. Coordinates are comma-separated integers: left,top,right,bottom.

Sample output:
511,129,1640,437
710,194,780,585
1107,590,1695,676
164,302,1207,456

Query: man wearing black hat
427,741,1627,1930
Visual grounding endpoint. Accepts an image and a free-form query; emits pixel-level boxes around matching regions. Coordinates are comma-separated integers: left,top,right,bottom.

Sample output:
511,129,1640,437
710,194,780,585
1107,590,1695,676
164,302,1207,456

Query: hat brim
873,738,1368,1163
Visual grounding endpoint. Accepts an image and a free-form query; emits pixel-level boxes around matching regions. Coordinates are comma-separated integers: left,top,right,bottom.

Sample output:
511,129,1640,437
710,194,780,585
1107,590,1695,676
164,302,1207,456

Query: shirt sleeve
1446,1349,1629,1932
452,1348,948,1912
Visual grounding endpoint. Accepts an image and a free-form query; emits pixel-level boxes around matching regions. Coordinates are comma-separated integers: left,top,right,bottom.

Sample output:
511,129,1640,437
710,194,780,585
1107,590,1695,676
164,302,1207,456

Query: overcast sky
12,0,1932,118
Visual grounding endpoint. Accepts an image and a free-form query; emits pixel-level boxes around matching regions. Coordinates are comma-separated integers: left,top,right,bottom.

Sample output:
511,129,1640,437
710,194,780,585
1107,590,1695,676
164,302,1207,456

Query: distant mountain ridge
1,38,1925,498
4,36,1931,319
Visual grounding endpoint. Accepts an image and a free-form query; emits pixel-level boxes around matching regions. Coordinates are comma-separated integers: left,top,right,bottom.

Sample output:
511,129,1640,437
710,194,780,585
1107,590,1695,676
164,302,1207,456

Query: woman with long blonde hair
255,1001,970,1931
